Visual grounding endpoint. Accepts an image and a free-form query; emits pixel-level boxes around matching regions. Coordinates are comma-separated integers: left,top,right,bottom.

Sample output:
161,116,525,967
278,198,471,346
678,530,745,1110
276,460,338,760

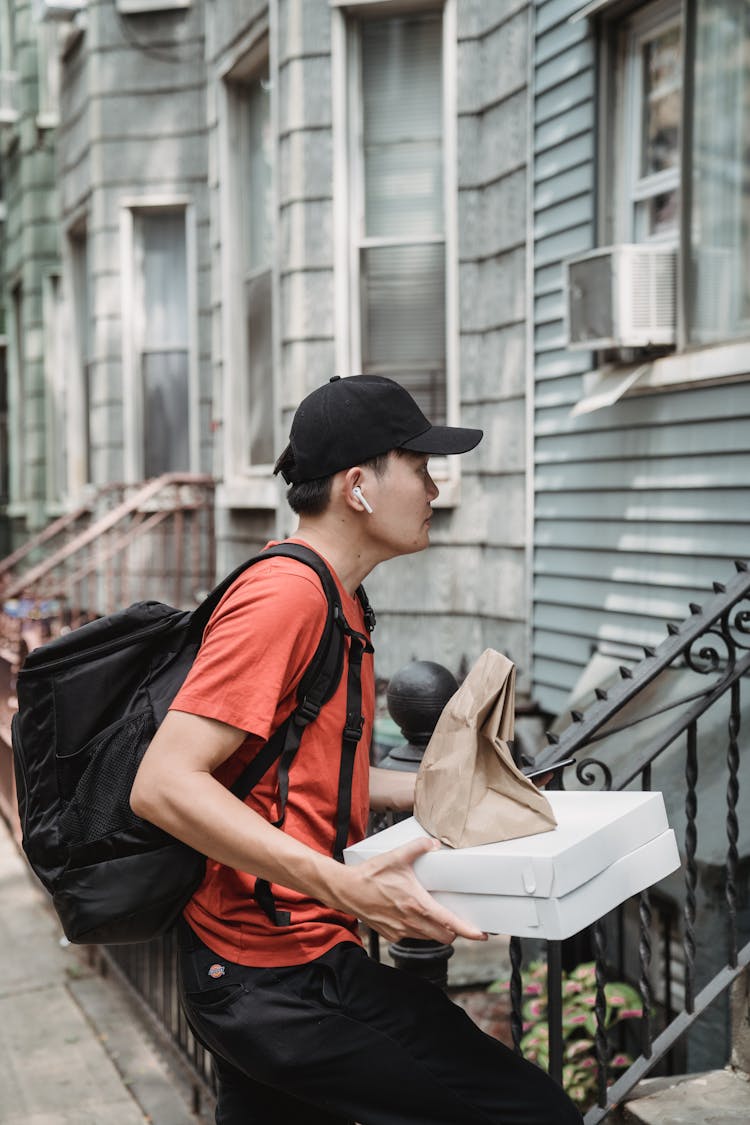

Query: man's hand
328,837,487,945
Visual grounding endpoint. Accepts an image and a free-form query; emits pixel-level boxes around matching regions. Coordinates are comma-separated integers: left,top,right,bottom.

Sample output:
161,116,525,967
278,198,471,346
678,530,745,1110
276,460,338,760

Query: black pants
178,922,583,1125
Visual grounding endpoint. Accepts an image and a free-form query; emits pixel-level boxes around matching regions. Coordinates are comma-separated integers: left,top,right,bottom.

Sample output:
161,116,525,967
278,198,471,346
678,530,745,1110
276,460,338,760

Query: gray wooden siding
530,0,750,717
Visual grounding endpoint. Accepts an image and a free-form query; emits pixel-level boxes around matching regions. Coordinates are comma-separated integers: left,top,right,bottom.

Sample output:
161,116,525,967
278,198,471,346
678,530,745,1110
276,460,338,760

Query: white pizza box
428,831,679,938
346,790,673,899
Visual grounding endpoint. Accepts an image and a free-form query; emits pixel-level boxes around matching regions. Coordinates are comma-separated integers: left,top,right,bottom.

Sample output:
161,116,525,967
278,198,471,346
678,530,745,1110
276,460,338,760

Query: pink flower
528,1000,545,1017
611,1054,630,1068
619,1008,642,1018
526,982,543,996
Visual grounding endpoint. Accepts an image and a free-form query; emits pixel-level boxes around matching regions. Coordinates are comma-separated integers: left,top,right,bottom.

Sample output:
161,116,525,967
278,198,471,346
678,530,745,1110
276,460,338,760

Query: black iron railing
529,559,750,1122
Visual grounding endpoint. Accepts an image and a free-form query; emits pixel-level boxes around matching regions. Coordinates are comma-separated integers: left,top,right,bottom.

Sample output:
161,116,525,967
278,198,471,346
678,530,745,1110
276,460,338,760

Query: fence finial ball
386,660,458,746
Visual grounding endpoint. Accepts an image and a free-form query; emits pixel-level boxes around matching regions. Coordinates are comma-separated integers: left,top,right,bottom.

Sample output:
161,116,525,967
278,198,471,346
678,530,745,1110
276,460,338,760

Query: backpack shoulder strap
224,543,370,804
214,544,374,927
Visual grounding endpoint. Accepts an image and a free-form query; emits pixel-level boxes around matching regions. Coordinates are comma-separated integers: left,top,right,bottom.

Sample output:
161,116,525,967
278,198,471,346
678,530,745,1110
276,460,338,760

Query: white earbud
352,485,374,514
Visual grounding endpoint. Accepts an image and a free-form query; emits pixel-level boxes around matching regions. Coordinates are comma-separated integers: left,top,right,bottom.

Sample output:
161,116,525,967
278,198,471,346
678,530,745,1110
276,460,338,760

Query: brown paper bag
413,649,557,848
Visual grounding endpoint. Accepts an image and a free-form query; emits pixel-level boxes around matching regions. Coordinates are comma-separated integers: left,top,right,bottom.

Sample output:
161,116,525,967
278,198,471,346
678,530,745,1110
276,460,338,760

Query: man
131,374,582,1124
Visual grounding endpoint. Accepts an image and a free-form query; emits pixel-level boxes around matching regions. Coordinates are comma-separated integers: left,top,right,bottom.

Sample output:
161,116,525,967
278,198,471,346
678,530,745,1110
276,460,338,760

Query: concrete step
616,1068,750,1124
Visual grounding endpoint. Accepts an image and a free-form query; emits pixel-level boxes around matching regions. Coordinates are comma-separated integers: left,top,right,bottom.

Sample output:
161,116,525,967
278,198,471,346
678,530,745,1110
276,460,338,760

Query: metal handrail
3,474,214,599
519,559,750,1121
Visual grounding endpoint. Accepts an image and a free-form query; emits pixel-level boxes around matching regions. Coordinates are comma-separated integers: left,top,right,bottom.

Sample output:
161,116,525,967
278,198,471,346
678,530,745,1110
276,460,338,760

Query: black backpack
11,542,375,946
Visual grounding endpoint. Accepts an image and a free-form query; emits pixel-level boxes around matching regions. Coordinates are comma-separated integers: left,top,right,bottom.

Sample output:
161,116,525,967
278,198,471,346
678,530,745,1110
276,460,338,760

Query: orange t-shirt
170,541,375,967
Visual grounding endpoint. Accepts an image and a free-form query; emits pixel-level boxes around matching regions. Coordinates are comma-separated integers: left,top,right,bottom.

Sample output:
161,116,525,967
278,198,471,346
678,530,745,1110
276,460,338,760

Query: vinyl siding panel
529,0,750,716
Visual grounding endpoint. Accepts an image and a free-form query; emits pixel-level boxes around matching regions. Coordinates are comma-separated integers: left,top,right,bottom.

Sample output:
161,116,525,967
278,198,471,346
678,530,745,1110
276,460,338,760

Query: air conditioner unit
0,71,19,125
33,0,84,21
564,243,676,351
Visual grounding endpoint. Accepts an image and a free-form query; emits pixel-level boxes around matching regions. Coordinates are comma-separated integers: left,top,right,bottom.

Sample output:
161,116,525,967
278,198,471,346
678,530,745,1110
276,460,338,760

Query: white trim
329,0,439,12
570,341,750,414
441,0,460,506
116,0,190,13
524,0,537,690
215,24,278,508
347,14,363,374
332,7,350,380
570,0,620,21
185,202,200,473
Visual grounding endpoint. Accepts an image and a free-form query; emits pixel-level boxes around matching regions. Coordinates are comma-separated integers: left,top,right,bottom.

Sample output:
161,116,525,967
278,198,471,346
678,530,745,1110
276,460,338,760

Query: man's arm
131,710,486,945
368,765,416,813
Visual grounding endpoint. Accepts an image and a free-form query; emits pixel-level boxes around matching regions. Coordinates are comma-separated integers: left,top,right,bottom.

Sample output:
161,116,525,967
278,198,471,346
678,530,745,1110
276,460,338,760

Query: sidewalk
0,817,209,1125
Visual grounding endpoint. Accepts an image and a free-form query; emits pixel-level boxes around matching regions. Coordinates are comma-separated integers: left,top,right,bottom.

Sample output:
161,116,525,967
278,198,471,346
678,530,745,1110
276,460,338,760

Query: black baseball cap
275,374,483,485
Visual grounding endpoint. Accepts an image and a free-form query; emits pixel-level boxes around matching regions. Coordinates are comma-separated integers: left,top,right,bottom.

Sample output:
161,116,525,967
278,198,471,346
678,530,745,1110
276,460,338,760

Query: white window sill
571,340,750,415
116,0,190,13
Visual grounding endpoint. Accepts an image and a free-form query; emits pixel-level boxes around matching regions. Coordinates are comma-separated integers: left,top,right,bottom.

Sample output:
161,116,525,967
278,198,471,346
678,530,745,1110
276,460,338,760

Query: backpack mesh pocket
59,710,156,847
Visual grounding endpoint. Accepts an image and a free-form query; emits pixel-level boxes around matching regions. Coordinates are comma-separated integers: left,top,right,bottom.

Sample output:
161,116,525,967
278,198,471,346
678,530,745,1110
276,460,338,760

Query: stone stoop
613,1068,750,1124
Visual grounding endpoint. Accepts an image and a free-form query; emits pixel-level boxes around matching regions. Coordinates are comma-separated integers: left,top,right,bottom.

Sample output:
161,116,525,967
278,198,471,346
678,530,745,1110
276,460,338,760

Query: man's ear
342,466,371,513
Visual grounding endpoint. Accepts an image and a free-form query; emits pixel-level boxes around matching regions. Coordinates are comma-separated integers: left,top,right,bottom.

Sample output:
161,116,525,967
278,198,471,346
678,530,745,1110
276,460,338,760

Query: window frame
332,0,462,507
616,0,682,247
215,28,279,511
120,198,200,483
593,0,750,398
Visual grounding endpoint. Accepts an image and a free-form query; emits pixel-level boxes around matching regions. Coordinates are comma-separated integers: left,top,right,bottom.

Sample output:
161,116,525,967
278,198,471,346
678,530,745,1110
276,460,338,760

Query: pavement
0,816,211,1125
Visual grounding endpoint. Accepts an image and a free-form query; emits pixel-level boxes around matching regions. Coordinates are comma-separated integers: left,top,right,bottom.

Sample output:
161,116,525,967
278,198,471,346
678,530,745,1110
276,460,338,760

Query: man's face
362,451,439,560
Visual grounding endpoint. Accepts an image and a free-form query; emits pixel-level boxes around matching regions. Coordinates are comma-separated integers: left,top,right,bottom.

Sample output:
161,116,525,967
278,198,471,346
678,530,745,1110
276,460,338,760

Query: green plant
489,960,642,1109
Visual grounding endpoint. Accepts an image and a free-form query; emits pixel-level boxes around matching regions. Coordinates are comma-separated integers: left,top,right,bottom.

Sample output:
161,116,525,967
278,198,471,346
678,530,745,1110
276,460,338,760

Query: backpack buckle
343,714,364,743
296,698,322,725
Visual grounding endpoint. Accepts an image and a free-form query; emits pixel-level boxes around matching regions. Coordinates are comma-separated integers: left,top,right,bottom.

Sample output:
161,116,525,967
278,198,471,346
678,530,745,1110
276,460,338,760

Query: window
619,1,682,245
0,334,8,505
36,22,63,130
132,209,191,478
69,226,92,486
689,0,750,344
10,284,25,503
42,273,66,503
121,204,197,482
236,63,274,467
0,0,18,125
607,0,750,353
221,44,276,489
348,9,448,423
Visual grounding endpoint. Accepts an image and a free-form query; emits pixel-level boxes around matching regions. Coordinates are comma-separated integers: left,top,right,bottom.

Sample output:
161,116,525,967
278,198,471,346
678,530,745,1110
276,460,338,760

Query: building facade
0,0,534,690
0,0,748,713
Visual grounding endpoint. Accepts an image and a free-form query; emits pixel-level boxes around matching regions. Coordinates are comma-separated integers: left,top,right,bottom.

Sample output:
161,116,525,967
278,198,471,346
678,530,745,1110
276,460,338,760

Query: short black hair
274,446,396,516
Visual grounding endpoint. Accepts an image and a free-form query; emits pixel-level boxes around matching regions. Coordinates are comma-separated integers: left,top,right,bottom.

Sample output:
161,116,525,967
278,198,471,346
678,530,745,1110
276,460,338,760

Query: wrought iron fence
528,559,750,1122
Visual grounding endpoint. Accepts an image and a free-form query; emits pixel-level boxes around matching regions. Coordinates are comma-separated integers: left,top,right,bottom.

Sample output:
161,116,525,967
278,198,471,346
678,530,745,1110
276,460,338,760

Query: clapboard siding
530,0,750,716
